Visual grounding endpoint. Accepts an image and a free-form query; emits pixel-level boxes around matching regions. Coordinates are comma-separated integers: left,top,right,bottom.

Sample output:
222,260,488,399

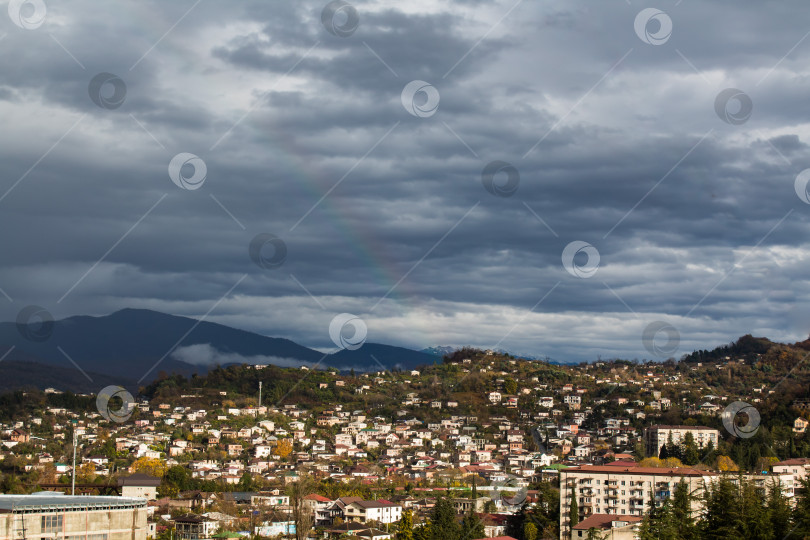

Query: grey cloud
170,343,311,368
1,0,810,363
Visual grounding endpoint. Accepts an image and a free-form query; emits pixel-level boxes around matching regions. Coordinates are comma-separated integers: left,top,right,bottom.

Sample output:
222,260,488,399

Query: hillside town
1,345,809,539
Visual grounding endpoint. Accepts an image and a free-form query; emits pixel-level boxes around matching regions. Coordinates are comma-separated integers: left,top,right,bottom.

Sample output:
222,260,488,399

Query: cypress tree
395,509,415,540
569,487,579,530
766,479,791,540
671,479,698,540
430,496,460,540
793,478,810,537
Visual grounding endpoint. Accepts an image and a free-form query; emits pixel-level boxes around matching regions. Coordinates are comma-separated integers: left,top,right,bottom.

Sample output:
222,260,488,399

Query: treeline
394,497,484,540
391,482,561,540
0,390,95,421
639,476,810,540
681,334,773,363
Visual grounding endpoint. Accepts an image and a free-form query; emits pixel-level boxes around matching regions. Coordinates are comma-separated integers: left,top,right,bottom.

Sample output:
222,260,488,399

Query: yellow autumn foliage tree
78,462,97,482
715,455,739,472
131,457,167,477
638,457,684,468
662,457,684,468
275,439,293,459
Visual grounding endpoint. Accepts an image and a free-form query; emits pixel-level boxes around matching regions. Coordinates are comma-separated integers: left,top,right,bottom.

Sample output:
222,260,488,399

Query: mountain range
0,308,438,392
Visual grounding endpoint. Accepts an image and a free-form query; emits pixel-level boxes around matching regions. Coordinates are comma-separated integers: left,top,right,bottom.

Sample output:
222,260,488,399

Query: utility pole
71,427,77,496
258,381,262,408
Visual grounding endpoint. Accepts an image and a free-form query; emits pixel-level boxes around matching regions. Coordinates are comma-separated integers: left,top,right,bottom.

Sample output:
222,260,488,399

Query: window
41,515,62,533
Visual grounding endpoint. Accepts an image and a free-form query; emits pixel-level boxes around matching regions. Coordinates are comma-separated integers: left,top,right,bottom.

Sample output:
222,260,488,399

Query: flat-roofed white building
0,493,147,540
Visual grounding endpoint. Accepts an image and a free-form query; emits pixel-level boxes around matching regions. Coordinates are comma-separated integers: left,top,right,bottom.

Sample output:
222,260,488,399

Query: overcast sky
2,0,810,363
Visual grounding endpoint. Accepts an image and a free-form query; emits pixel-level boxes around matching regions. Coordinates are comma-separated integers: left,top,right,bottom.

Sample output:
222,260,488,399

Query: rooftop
0,493,147,513
573,513,642,530
564,465,717,477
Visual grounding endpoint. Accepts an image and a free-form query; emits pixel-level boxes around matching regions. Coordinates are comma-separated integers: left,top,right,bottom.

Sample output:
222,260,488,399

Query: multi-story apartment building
643,425,720,457
559,465,717,539
773,457,810,485
0,494,148,540
738,472,796,501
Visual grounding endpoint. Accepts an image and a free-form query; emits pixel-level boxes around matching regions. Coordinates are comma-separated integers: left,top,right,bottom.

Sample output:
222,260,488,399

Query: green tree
766,479,791,539
738,476,770,539
569,488,579,530
638,495,678,540
671,479,698,540
682,433,700,466
585,527,601,540
793,478,810,538
523,521,538,540
460,510,483,539
701,476,742,539
395,509,414,540
503,378,518,395
236,471,253,491
413,522,431,540
430,496,460,540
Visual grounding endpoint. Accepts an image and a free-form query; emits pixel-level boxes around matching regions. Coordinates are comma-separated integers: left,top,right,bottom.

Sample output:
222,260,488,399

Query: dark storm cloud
1,0,810,362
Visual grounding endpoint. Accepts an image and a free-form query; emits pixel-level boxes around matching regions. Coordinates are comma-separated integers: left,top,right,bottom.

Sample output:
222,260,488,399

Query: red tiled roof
573,513,641,531
774,458,810,466
647,425,717,430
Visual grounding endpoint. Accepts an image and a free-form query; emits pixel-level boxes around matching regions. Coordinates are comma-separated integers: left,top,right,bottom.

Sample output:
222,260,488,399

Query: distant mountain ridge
0,309,438,389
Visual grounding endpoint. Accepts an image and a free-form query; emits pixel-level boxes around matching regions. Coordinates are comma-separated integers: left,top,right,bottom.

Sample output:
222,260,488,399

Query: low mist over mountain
0,309,438,389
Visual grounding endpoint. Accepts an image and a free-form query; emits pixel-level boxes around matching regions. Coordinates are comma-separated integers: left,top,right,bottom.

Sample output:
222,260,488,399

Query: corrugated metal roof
0,493,146,512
